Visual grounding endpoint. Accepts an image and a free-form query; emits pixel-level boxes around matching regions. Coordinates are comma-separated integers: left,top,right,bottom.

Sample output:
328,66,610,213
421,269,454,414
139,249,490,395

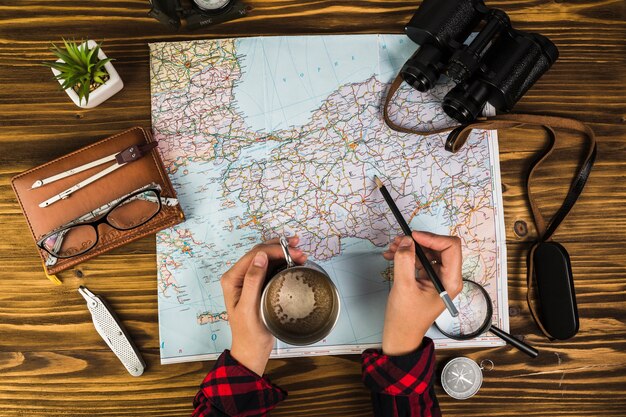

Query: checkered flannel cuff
198,350,287,416
361,337,435,396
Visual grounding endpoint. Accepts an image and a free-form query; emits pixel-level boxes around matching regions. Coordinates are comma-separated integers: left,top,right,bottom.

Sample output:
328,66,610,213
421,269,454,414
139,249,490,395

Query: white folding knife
78,286,146,376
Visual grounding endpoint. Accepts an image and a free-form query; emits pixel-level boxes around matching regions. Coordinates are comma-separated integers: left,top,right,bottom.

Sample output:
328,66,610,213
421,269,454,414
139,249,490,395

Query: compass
192,0,232,13
149,0,249,30
441,357,492,400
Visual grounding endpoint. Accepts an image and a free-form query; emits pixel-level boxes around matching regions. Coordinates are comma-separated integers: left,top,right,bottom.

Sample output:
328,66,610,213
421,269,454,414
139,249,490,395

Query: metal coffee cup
260,237,341,346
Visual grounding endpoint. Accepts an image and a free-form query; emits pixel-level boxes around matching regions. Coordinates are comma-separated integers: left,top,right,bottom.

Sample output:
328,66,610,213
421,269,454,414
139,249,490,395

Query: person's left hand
221,236,307,376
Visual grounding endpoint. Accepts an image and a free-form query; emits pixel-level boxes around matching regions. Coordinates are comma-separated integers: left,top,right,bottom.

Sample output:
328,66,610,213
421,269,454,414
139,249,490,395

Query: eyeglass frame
37,186,164,259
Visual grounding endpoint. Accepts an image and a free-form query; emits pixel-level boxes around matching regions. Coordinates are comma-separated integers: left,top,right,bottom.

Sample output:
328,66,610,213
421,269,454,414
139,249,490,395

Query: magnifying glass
435,280,539,358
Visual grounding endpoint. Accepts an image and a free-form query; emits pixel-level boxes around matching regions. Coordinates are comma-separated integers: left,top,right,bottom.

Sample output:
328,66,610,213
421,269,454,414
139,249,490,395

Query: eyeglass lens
41,190,161,258
107,190,161,230
41,225,98,258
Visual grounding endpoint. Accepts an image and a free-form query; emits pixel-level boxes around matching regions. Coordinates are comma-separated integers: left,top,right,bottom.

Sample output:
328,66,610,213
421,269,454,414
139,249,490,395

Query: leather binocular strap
445,114,597,242
383,74,458,136
383,75,598,338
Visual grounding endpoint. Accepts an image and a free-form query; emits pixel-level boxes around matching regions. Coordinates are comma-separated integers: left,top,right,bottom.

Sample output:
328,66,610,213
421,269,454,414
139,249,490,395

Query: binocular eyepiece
401,0,558,123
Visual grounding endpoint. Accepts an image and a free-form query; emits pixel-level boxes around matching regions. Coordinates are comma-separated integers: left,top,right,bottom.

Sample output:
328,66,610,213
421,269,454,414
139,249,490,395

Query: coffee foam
265,268,334,336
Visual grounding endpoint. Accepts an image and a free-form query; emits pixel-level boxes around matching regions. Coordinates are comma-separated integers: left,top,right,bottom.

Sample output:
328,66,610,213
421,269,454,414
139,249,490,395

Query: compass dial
441,357,483,400
192,0,232,12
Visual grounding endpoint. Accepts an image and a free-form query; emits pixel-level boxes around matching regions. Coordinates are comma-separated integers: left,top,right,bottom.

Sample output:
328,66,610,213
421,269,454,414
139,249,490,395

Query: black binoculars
401,0,559,123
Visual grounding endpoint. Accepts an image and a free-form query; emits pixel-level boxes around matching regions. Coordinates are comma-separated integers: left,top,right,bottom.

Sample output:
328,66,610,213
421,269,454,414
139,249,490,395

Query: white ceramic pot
51,40,123,109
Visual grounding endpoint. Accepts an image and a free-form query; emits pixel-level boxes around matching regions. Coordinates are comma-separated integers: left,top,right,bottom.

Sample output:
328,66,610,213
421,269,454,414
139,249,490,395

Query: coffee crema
265,269,334,336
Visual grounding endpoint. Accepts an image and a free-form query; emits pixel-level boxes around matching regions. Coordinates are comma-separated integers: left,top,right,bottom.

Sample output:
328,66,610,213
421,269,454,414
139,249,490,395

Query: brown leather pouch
11,127,185,277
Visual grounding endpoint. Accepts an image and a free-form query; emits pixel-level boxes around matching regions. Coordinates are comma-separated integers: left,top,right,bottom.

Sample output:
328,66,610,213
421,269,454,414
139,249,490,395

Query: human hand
381,231,463,356
221,236,307,376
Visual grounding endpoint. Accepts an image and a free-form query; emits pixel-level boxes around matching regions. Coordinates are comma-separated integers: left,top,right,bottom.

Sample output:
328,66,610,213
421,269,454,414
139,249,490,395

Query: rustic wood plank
0,0,625,416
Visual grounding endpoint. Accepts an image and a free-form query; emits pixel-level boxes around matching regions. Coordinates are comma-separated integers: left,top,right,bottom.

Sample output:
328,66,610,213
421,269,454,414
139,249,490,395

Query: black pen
374,175,459,317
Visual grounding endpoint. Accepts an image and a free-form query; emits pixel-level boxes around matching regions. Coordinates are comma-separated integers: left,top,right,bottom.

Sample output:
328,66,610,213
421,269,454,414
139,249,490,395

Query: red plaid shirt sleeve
191,350,287,417
362,337,441,417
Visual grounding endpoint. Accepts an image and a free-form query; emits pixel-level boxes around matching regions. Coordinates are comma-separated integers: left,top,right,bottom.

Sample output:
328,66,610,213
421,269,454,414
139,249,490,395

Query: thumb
393,236,416,285
239,251,269,310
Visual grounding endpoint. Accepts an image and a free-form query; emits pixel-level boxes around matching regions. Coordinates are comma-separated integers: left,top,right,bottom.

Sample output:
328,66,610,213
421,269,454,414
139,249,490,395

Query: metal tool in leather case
37,142,158,208
78,286,146,376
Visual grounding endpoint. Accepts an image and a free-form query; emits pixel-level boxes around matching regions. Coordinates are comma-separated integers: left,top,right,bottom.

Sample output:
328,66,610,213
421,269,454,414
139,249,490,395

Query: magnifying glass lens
435,280,540,358
435,280,492,339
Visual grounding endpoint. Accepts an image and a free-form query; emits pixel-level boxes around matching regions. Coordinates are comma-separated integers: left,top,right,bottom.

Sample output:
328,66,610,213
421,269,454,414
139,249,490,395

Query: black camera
401,0,558,123
148,0,250,31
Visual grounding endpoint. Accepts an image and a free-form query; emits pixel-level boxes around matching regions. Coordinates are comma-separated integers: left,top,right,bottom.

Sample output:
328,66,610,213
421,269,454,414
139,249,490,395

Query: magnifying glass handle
490,326,539,358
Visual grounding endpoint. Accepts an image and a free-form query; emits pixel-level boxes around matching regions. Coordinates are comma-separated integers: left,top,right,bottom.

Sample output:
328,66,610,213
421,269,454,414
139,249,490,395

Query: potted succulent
44,39,123,109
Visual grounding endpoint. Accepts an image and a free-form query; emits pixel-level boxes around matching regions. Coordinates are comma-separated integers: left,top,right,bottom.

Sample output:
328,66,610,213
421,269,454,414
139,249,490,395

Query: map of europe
150,35,508,364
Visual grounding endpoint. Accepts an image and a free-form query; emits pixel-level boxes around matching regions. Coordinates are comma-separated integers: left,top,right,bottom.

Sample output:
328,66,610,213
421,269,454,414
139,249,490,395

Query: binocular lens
442,99,475,124
402,71,430,93
400,45,443,92
442,82,491,123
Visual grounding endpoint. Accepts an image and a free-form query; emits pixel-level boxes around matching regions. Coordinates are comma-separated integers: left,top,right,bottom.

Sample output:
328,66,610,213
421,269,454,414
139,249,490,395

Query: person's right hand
381,231,463,356
221,236,307,376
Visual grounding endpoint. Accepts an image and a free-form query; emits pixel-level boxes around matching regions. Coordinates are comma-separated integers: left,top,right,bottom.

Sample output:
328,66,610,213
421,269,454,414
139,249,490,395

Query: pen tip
373,175,383,188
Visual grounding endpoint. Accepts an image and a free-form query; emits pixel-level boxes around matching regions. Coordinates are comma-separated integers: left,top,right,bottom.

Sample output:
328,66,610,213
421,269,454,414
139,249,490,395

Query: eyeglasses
38,184,175,259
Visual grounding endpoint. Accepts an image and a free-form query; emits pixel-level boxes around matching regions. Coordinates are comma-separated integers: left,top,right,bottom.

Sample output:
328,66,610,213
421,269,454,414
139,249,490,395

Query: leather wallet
11,127,184,277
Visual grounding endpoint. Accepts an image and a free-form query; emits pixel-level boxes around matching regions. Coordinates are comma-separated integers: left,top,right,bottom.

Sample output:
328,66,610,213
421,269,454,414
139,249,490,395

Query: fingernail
399,236,413,247
253,251,268,267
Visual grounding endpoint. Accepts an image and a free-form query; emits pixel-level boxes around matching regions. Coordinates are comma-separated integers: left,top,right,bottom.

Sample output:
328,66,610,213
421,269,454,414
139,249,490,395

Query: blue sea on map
234,35,416,131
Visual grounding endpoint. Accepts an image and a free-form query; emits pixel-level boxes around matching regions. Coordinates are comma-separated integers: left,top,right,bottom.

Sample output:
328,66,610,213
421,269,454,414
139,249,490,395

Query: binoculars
401,0,559,123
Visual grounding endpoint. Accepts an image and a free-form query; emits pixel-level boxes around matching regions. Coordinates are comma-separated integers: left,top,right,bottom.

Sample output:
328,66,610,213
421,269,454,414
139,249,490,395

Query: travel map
149,35,508,364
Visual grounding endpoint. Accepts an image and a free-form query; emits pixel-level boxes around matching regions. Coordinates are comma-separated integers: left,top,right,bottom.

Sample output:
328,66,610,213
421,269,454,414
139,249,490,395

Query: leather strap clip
445,124,471,153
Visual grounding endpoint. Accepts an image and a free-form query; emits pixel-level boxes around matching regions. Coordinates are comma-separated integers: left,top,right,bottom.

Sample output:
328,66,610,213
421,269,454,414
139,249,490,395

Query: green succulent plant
43,39,112,105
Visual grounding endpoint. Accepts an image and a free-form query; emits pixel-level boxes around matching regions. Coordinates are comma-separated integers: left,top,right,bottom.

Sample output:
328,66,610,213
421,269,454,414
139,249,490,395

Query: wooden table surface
1,1,625,416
